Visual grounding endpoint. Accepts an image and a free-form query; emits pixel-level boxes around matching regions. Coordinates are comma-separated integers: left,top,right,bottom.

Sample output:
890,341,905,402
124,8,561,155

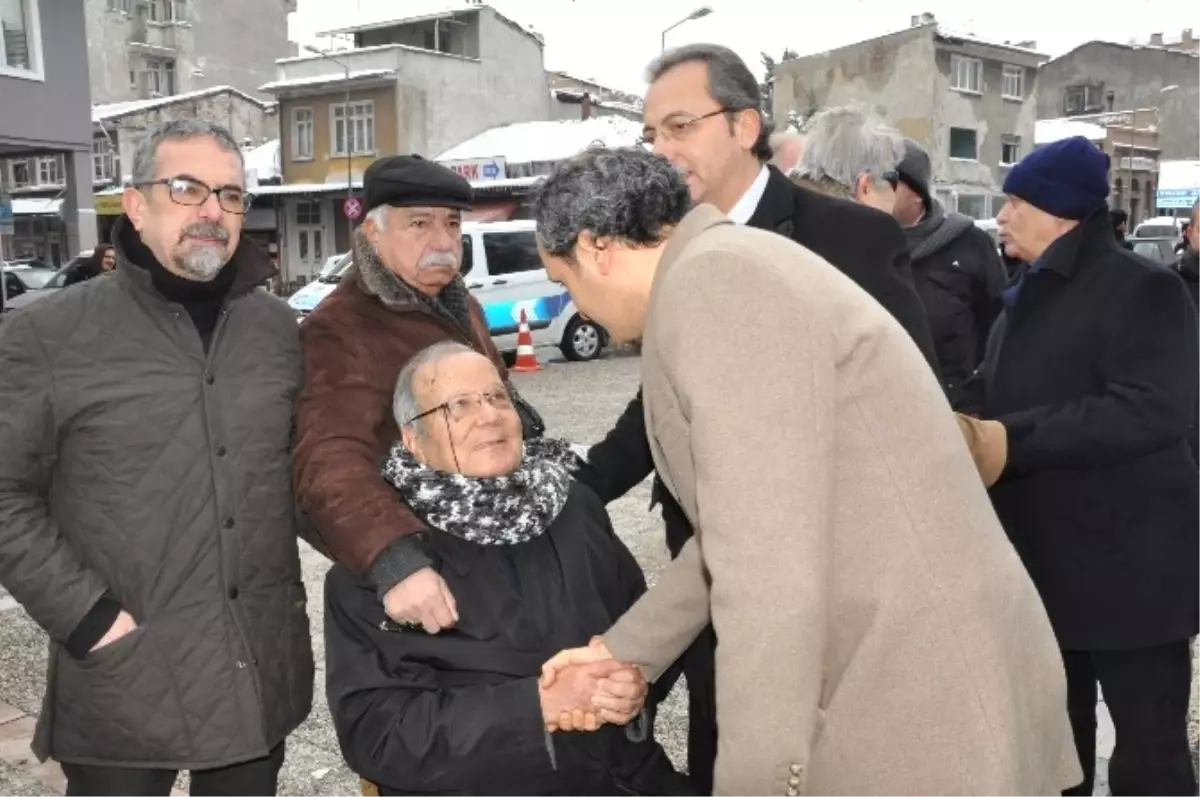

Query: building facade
83,0,297,105
1035,36,1199,161
773,14,1046,220
259,2,552,285
1,0,97,264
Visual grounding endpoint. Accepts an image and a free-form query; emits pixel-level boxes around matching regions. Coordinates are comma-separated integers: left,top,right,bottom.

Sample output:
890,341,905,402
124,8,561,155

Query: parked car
288,221,609,362
1126,236,1177,264
2,263,61,312
1,253,92,312
1133,216,1184,239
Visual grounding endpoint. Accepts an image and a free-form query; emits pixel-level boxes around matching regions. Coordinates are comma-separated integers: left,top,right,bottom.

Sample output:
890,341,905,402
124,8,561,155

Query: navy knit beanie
1002,136,1110,220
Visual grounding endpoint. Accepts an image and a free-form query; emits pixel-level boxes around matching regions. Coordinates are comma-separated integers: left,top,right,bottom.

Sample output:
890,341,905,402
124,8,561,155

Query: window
145,57,175,95
331,101,375,156
106,0,132,10
1001,135,1021,166
93,138,115,181
1001,65,1024,100
949,127,977,160
9,159,30,188
146,0,175,22
291,107,314,161
0,0,41,77
295,199,322,226
957,194,987,220
1065,84,1105,115
950,54,982,94
1064,86,1085,114
36,155,61,186
482,231,542,276
460,235,474,276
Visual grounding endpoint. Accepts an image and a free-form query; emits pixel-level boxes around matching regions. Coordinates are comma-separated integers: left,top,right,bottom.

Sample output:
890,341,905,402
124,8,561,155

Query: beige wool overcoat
602,205,1082,796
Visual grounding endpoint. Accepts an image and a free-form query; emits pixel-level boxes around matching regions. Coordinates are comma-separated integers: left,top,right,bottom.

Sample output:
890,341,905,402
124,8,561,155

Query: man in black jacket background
892,139,1008,407
975,136,1198,796
573,43,940,794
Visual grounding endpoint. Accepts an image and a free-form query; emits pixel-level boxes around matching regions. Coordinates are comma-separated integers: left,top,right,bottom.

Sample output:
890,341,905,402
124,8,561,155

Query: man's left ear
400,424,423,459
122,186,146,231
854,173,875,203
576,232,614,275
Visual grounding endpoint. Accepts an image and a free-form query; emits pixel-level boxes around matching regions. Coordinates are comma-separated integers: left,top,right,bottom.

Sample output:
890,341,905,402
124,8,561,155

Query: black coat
980,210,1199,651
324,484,689,796
907,217,1008,406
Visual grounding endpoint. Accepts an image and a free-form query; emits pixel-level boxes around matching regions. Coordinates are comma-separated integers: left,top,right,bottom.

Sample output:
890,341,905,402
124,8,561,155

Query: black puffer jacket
905,204,1008,408
0,217,313,768
324,483,689,796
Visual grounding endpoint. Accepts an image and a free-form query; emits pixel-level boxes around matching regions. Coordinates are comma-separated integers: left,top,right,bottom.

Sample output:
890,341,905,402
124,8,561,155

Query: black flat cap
362,154,473,214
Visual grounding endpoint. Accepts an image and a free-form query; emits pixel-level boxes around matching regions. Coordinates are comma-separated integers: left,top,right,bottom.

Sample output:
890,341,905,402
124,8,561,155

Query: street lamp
303,44,354,213
661,5,712,52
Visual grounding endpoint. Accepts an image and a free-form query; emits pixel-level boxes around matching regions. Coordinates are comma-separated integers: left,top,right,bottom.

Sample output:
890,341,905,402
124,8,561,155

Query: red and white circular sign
343,197,363,220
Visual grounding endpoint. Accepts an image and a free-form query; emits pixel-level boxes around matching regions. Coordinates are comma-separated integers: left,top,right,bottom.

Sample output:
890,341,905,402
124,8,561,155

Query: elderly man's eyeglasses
134,176,253,215
405,389,513,427
639,107,731,146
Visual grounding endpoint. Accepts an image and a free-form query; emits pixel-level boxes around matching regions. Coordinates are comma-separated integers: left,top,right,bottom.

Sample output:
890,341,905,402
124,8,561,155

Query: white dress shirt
725,165,770,225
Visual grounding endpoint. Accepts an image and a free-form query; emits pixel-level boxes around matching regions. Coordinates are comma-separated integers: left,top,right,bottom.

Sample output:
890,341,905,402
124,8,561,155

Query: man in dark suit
572,43,939,794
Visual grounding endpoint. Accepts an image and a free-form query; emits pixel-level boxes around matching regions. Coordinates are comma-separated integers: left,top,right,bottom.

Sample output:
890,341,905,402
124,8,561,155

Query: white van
287,253,349,315
288,221,607,361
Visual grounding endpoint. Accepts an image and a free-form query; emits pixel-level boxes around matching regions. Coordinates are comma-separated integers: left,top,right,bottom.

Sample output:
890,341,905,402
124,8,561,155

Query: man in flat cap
294,155,541,632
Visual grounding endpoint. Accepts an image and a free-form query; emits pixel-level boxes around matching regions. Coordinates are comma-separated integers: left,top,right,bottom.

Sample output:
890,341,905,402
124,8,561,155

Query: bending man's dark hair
534,147,693,258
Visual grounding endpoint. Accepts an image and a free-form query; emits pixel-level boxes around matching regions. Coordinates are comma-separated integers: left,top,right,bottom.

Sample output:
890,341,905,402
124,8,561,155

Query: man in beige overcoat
534,147,1081,796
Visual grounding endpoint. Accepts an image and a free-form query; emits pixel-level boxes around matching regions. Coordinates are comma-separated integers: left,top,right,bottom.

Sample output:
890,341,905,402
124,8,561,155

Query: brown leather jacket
293,233,506,593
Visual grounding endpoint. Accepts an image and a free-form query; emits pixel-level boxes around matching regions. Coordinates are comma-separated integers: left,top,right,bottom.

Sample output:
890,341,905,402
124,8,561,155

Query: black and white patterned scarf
381,437,583,545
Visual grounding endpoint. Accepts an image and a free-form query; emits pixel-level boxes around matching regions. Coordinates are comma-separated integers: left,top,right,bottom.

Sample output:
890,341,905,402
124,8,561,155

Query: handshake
538,637,647,732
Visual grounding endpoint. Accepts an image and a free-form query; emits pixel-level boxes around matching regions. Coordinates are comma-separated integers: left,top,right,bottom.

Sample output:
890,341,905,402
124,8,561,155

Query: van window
482,231,541,276
460,235,474,276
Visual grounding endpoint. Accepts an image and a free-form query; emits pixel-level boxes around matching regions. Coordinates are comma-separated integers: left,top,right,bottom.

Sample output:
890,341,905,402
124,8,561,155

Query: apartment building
773,13,1046,219
1,0,97,263
257,0,552,282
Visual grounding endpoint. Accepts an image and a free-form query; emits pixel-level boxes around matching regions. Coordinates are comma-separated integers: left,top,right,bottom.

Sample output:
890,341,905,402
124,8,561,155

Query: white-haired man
791,104,904,215
294,154,543,637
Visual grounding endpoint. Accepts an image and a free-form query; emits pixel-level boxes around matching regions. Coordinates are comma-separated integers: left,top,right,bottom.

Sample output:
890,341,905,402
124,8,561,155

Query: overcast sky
293,0,1197,95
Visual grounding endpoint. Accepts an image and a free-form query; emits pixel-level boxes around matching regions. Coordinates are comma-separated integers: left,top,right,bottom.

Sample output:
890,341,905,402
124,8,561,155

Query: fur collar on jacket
352,227,473,333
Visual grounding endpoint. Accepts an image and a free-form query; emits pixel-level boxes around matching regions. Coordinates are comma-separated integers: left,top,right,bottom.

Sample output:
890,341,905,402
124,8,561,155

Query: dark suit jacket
577,167,940,519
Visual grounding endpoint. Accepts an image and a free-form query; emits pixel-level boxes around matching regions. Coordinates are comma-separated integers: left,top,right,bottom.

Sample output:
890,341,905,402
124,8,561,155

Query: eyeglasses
134,176,254,215
404,388,514,427
639,107,732,146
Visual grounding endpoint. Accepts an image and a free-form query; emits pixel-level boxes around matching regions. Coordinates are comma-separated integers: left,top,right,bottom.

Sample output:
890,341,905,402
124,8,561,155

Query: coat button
788,775,801,788
228,587,239,600
222,517,234,529
236,660,246,669
790,763,803,776
786,790,799,797
215,445,227,457
204,374,215,385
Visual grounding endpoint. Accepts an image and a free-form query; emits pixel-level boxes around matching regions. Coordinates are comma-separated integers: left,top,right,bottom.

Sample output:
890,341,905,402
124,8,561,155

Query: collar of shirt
726,165,770,225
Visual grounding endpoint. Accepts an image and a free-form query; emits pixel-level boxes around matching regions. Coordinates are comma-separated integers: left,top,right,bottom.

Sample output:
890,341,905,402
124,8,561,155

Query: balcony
128,6,180,56
1118,156,1158,172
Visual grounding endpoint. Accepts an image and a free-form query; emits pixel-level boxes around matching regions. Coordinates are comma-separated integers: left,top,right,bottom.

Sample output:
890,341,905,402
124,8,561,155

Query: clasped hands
538,637,646,732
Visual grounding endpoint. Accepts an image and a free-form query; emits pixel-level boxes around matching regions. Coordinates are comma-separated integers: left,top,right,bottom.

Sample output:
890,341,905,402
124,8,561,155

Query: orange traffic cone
511,308,543,372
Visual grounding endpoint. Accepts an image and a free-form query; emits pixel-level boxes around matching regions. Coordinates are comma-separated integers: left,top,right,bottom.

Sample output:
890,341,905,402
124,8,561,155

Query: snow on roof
93,86,269,124
12,198,63,216
935,27,1048,58
258,69,395,93
436,117,644,165
251,175,541,198
244,139,281,184
317,0,478,36
1034,119,1108,145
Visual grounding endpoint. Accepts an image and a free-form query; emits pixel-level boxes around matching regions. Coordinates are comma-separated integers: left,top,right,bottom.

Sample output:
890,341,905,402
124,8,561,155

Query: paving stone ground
0,349,1193,795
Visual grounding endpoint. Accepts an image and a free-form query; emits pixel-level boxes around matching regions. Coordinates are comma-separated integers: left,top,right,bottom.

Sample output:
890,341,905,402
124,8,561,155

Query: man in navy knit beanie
961,134,1200,796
